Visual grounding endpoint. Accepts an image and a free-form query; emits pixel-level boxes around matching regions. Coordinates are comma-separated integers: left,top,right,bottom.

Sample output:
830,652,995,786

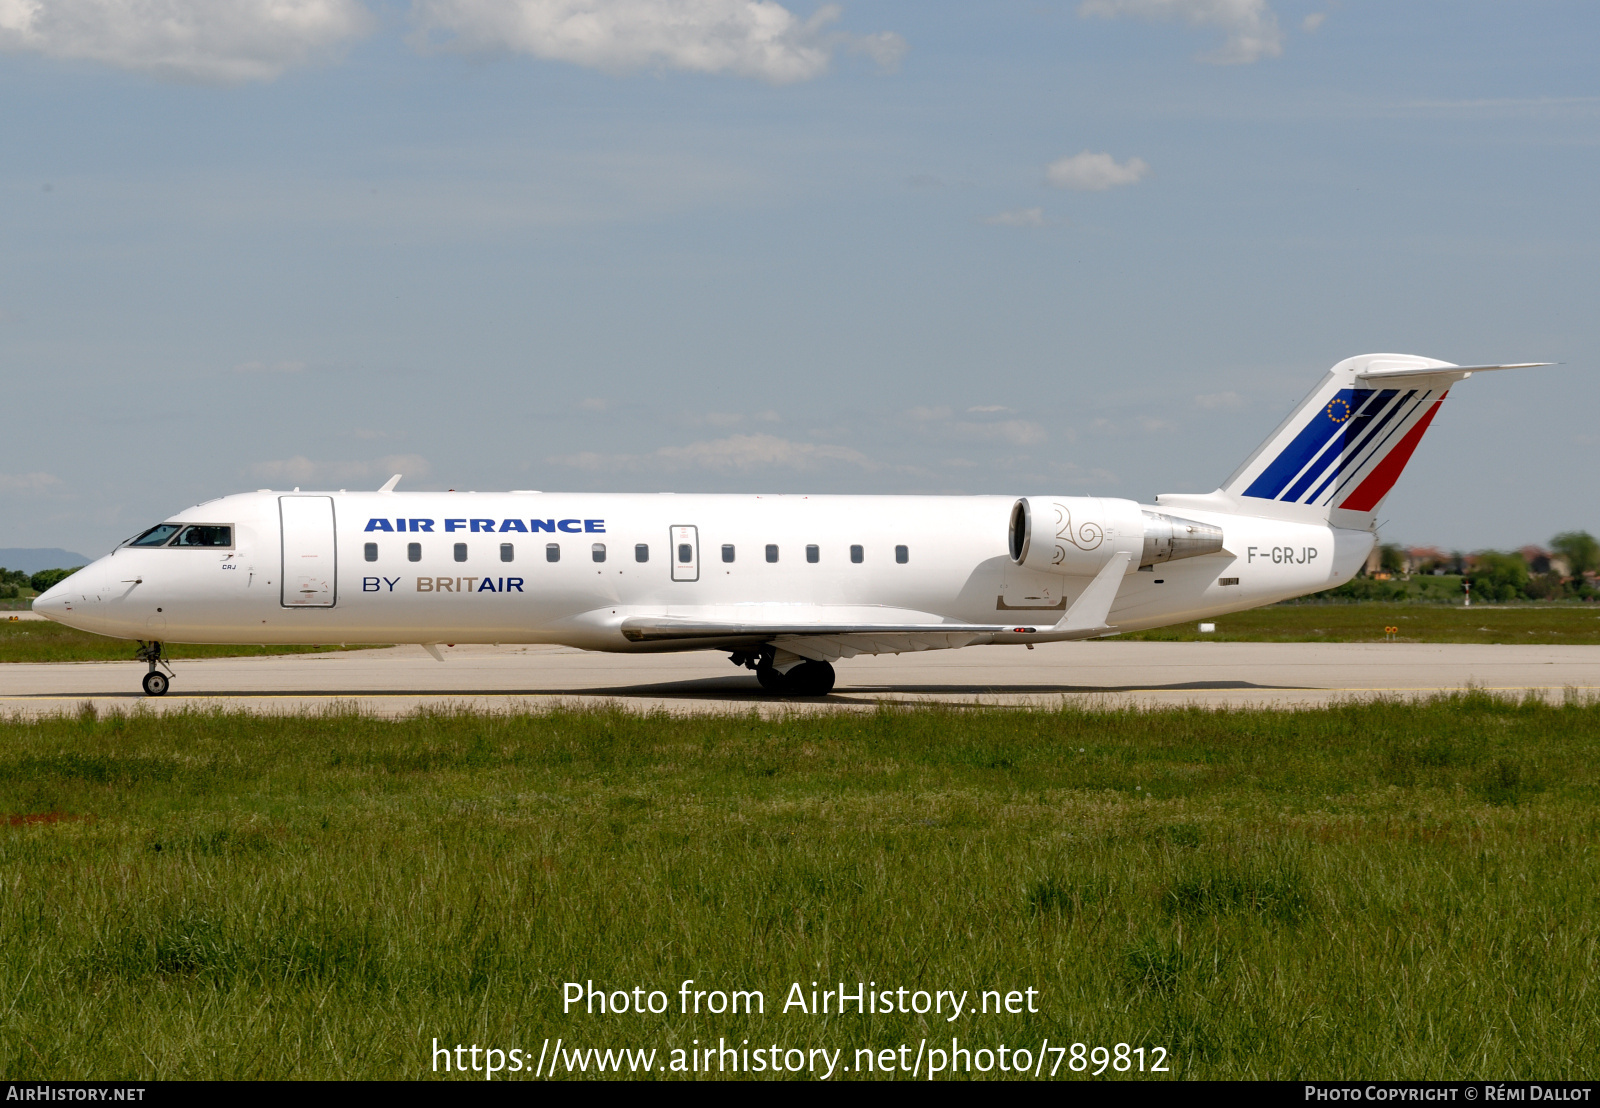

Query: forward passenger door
280,496,337,607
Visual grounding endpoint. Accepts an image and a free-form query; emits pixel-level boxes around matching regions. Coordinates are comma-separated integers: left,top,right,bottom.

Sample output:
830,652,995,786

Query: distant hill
0,548,93,574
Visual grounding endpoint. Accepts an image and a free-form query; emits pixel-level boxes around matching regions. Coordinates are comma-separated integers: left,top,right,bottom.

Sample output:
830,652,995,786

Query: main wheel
755,664,786,692
142,671,170,696
785,660,836,697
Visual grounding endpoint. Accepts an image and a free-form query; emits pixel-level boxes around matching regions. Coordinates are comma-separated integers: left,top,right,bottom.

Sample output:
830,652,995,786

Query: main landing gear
729,648,836,697
136,641,174,696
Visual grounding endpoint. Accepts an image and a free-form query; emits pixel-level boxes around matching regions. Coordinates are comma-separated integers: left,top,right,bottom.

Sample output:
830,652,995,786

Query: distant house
1405,546,1449,574
1519,546,1571,577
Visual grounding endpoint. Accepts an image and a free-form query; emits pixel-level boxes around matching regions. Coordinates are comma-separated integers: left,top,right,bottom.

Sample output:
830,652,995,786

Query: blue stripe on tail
1303,389,1413,504
1281,389,1396,502
1242,389,1373,500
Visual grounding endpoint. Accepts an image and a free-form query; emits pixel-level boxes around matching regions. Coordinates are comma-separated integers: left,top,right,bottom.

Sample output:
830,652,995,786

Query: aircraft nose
32,582,70,621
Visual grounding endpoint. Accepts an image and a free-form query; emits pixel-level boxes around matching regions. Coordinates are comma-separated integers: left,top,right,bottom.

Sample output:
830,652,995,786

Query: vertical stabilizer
1157,354,1544,529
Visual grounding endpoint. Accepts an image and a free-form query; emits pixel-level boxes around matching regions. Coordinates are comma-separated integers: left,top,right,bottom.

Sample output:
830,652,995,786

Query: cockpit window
126,523,233,548
127,524,182,547
173,525,232,547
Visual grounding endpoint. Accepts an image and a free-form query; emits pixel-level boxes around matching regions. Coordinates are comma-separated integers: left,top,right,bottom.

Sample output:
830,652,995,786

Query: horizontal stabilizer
1356,362,1552,380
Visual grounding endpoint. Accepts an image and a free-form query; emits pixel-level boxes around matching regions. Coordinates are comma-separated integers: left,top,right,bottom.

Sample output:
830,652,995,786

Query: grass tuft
1163,853,1313,924
1122,937,1189,994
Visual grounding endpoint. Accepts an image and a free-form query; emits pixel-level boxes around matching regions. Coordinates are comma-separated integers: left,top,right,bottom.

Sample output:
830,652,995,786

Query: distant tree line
1328,531,1599,604
0,566,79,600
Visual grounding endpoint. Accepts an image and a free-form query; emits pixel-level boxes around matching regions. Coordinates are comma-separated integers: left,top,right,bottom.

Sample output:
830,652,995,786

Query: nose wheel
135,641,174,696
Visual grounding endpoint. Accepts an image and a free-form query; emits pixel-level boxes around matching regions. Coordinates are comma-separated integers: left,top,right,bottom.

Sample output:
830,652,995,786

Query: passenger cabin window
850,545,863,564
721,544,735,563
500,543,514,562
407,543,421,562
806,545,819,564
592,543,606,563
546,543,560,563
173,525,232,547
765,544,779,563
635,544,649,563
128,523,182,547
895,545,909,564
364,543,378,562
453,543,468,562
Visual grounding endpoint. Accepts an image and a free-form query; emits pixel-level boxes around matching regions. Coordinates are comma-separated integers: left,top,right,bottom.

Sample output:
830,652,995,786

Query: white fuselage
36,490,1372,652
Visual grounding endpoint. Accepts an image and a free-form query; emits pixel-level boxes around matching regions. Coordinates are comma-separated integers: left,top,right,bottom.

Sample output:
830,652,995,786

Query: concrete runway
2,640,1597,716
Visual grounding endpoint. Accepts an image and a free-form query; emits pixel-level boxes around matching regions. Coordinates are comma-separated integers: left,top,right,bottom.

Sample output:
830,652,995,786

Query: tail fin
1157,354,1547,527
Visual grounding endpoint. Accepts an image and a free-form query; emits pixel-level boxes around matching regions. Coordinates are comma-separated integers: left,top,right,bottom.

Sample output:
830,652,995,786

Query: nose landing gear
136,641,174,696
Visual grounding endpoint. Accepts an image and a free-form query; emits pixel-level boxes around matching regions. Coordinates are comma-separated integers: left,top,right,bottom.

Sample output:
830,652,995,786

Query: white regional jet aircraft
35,354,1543,697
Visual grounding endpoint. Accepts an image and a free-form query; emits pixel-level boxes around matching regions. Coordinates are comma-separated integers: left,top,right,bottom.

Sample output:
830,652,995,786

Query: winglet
420,642,444,662
378,474,402,494
1053,552,1132,635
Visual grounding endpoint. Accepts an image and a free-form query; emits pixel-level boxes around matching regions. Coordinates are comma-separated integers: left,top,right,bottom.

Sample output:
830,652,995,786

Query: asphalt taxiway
2,640,1596,716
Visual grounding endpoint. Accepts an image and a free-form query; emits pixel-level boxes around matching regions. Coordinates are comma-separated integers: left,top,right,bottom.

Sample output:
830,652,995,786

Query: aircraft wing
617,554,1134,660
619,616,1079,663
619,616,1043,643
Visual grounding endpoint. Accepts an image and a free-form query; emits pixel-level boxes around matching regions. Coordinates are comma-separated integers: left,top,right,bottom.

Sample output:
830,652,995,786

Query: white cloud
1194,390,1244,410
552,432,874,472
1302,12,1324,32
247,453,433,484
983,207,1046,227
1078,0,1283,65
234,359,308,374
1047,460,1120,486
0,471,62,493
409,0,906,84
905,406,1046,446
962,419,1046,446
0,0,373,83
1046,151,1149,191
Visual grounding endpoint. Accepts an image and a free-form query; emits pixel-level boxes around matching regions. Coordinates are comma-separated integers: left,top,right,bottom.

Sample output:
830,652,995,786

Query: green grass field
0,620,386,662
1117,603,1600,644
3,696,1597,1080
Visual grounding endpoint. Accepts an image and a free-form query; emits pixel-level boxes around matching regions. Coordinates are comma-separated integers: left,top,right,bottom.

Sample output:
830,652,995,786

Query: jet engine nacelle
1009,497,1224,576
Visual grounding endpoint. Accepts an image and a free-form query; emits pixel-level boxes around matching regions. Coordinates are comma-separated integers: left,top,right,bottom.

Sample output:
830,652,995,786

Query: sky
2,0,1596,559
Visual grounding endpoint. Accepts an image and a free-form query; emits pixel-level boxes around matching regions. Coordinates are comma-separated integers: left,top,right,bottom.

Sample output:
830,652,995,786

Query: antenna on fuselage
378,474,402,494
